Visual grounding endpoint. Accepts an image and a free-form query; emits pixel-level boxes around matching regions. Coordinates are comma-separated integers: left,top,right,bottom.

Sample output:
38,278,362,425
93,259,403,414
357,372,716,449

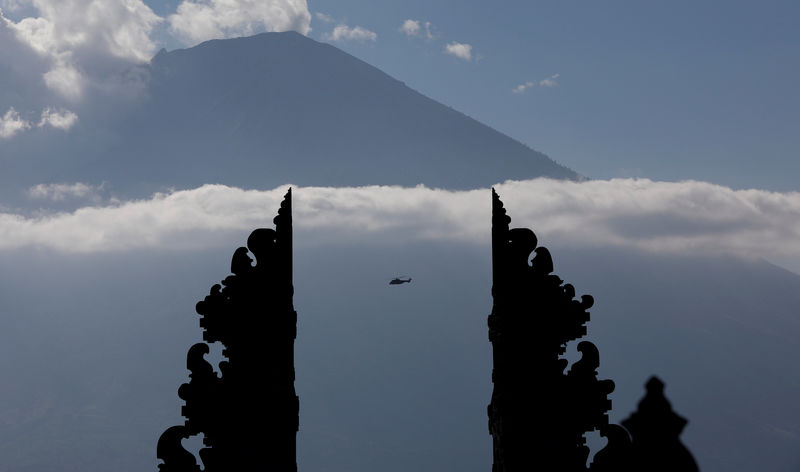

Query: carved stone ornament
157,189,298,472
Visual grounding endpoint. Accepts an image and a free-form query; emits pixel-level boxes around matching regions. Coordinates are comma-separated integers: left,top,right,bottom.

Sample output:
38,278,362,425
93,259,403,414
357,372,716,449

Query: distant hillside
1,32,577,201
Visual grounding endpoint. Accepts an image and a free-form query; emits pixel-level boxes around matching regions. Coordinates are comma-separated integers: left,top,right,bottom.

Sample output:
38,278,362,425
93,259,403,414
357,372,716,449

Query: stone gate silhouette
157,188,698,471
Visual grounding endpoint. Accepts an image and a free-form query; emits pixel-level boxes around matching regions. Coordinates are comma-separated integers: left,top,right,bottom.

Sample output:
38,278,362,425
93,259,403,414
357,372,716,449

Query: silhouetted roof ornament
620,376,699,472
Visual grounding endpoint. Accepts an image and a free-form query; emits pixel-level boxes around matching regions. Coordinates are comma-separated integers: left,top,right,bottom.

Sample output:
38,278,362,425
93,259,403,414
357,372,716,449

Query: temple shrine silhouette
157,188,698,471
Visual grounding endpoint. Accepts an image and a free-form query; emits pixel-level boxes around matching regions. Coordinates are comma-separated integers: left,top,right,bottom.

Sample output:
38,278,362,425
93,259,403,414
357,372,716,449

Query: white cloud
168,0,311,44
512,81,535,94
27,182,103,201
399,19,433,39
513,74,560,94
423,21,433,39
399,19,419,36
0,107,31,138
1,179,800,274
37,107,78,130
539,73,560,87
444,41,472,61
314,12,334,23
1,0,162,99
41,61,84,99
323,24,376,42
3,1,162,60
0,106,78,138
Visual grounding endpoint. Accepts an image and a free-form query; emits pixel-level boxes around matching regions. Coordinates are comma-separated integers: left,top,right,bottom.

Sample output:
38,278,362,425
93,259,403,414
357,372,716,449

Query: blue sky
311,0,800,190
135,0,800,190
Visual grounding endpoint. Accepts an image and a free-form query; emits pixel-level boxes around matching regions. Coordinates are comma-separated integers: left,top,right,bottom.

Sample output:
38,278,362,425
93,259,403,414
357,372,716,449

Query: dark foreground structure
488,189,698,472
157,188,697,471
157,189,298,472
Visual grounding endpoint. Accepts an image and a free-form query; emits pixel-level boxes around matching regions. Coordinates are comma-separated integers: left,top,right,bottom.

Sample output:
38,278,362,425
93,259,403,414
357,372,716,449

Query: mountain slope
1,32,577,201
122,32,576,192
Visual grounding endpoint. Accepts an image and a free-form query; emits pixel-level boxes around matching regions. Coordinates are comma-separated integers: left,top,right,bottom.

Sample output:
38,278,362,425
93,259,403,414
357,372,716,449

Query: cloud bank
1,179,799,272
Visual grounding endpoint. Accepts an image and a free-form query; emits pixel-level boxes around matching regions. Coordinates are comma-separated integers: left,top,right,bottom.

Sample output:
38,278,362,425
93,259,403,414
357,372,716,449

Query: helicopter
389,276,412,285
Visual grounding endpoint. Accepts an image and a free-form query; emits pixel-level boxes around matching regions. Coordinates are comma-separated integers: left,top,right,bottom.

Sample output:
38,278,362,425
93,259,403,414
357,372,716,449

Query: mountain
0,32,577,202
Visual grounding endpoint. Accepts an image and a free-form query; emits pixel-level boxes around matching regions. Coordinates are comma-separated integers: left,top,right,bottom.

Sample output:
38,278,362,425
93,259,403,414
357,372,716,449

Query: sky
2,0,799,190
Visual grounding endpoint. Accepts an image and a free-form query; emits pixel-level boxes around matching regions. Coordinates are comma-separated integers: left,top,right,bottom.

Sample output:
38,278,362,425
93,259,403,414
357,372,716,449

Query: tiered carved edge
157,189,298,472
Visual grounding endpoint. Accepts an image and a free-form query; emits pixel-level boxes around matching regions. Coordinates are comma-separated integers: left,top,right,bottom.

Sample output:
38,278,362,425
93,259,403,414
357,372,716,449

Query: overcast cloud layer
2,179,799,270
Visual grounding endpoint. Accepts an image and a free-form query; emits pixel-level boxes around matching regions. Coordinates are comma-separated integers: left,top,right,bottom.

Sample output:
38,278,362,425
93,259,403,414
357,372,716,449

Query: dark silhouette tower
621,377,699,472
158,189,298,471
488,189,615,471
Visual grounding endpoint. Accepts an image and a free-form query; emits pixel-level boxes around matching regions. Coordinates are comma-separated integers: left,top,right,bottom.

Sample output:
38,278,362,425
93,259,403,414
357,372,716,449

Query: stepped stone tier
157,189,298,472
488,189,699,472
